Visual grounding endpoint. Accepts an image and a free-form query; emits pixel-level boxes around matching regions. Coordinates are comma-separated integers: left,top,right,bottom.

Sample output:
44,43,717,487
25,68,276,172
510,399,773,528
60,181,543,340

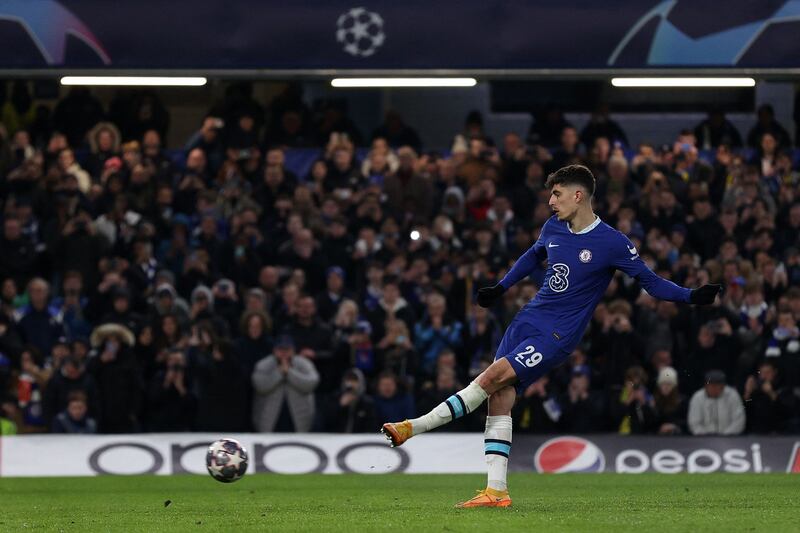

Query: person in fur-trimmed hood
87,322,143,433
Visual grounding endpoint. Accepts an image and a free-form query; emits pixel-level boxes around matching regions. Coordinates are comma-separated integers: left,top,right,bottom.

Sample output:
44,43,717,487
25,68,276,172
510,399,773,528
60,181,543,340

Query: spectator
383,146,434,223
325,367,376,433
234,310,273,378
694,109,743,149
0,395,19,435
373,371,415,424
86,122,121,178
253,333,319,431
192,336,249,432
687,370,745,435
0,216,38,289
414,292,463,377
316,266,352,323
529,104,571,147
144,350,195,432
742,360,796,434
612,366,656,434
51,390,97,434
284,296,338,392
513,375,561,433
53,87,104,147
652,366,688,435
88,323,142,433
559,369,607,433
15,278,65,359
43,355,98,425
2,88,800,436
747,104,790,149
580,103,628,148
371,111,422,151
685,320,740,393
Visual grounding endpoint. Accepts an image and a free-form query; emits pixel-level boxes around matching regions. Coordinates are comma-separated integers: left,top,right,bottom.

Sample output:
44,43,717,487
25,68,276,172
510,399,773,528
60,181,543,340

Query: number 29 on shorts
514,345,543,368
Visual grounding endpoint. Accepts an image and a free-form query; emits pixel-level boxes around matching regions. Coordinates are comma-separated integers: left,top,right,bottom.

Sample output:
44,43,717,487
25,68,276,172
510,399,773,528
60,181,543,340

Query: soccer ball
336,7,385,58
206,438,248,483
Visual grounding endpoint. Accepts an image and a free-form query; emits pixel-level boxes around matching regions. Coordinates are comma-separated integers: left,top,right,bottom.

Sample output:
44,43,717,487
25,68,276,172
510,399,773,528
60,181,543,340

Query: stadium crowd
0,81,799,437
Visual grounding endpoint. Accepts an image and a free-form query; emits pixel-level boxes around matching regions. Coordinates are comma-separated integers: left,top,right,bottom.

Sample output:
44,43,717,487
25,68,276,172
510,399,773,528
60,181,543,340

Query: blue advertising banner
3,1,800,70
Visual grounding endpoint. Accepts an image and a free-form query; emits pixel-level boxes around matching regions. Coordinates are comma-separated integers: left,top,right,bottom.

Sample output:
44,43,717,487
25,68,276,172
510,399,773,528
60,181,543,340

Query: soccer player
381,164,721,508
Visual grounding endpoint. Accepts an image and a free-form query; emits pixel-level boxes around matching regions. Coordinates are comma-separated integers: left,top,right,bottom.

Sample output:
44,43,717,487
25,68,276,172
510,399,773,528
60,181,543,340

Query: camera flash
410,230,421,241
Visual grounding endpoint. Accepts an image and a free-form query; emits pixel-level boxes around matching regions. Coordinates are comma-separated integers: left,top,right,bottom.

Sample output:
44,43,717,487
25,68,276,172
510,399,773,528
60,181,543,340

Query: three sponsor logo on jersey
546,241,596,291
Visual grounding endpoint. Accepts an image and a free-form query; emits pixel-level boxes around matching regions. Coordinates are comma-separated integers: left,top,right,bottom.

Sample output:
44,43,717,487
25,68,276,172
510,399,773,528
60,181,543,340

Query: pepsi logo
534,436,605,473
787,442,800,473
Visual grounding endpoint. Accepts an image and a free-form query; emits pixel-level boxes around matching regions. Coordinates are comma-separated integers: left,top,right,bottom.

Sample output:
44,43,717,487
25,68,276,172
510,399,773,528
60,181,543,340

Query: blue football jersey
499,215,691,354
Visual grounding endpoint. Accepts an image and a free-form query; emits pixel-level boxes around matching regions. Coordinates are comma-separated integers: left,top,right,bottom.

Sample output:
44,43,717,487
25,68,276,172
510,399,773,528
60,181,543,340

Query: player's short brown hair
545,164,596,197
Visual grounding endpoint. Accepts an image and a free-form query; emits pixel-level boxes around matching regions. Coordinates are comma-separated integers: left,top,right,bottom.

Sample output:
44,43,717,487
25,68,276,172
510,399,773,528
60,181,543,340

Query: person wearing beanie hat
653,366,687,435
316,266,354,323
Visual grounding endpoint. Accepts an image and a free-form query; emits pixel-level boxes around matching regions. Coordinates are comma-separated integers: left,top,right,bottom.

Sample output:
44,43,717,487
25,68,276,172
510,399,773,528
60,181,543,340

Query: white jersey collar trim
568,215,601,235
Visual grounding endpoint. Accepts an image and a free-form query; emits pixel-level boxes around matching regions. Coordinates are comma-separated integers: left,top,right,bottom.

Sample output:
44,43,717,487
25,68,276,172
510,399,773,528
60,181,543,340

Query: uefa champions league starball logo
608,0,800,65
0,0,110,65
336,7,386,57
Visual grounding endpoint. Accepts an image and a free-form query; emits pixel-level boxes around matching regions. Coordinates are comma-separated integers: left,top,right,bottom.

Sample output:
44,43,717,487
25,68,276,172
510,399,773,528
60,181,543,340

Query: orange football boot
455,488,512,508
380,420,413,447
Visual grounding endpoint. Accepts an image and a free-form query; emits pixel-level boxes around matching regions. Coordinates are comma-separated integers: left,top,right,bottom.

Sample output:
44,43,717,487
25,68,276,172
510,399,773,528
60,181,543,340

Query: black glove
689,284,723,305
476,284,506,308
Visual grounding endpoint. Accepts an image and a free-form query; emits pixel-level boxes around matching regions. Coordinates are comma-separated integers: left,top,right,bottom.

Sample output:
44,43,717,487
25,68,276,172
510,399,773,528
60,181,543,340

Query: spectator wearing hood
189,284,228,337
325,367,376,432
100,285,143,334
87,323,142,433
150,283,190,327
251,335,319,432
86,121,121,178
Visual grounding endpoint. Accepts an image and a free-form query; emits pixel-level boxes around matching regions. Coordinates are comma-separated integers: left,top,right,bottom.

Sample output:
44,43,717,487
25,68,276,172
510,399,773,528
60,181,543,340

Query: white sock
484,415,512,492
409,381,488,435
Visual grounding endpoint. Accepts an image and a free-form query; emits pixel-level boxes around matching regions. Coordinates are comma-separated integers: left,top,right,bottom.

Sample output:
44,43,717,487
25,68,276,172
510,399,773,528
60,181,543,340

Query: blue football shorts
494,319,570,393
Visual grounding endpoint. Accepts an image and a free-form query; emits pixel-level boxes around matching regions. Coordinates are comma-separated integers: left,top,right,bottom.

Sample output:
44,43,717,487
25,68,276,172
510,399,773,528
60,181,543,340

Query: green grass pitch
1,474,799,532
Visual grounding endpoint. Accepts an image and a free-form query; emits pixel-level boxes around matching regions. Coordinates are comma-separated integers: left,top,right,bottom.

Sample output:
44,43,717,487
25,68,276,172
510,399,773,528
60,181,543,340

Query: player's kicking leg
380,357,516,447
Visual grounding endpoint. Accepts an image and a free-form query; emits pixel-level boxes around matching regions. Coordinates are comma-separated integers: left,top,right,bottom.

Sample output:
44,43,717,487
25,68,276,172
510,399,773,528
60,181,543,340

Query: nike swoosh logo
627,246,637,255
548,243,559,248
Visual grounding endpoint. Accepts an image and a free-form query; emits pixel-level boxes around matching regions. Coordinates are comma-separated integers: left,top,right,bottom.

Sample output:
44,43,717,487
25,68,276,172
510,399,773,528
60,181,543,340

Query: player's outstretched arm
477,225,549,308
613,233,722,306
